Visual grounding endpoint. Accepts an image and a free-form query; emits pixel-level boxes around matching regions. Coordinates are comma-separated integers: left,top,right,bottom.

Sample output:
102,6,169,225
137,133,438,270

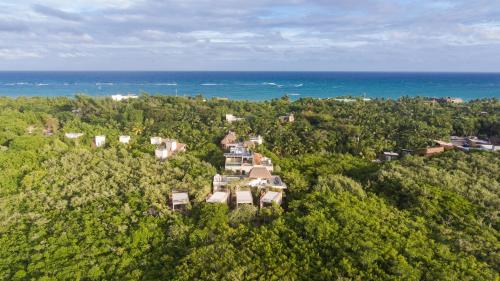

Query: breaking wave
201,83,224,86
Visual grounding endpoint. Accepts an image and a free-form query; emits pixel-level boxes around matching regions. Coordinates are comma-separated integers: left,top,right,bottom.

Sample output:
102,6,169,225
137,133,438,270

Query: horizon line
1,70,500,74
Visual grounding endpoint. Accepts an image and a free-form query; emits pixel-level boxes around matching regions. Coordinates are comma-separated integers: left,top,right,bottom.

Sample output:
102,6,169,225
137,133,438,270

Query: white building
249,135,264,145
213,174,241,191
65,132,84,139
206,191,230,204
225,114,244,123
224,148,274,174
279,113,295,123
111,94,139,101
151,137,163,145
236,190,253,207
381,151,399,161
154,139,186,160
260,191,283,208
155,147,169,160
94,135,106,147
164,139,178,152
119,135,131,144
480,144,500,151
171,192,189,210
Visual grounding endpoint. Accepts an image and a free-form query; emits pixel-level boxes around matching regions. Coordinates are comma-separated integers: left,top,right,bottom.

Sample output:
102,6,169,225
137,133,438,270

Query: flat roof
236,190,253,204
172,192,189,204
261,191,281,203
207,191,229,203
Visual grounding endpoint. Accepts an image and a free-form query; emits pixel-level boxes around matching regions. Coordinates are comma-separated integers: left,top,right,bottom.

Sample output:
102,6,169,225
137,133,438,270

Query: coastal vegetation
0,95,499,280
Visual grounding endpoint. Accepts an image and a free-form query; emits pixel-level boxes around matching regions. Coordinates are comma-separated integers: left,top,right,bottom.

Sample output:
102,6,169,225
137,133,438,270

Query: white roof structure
172,192,189,204
248,178,267,187
163,139,179,152
480,144,500,151
171,192,189,210
65,132,84,139
151,137,162,145
206,191,229,203
470,138,490,145
226,114,244,123
155,148,169,160
383,151,399,156
261,191,281,204
111,94,138,101
213,174,242,191
249,135,263,145
236,190,253,205
94,135,106,147
119,135,131,144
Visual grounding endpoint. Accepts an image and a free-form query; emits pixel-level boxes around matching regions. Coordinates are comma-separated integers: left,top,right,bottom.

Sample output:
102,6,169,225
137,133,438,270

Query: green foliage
229,205,258,226
0,96,498,280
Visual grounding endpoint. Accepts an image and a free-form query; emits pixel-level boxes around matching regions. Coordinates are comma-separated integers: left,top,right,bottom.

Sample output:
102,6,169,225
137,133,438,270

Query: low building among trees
260,191,283,208
206,191,230,204
94,135,106,147
225,114,244,123
111,94,138,101
65,132,84,139
279,113,295,123
119,135,131,144
171,191,189,210
235,190,253,207
154,139,186,160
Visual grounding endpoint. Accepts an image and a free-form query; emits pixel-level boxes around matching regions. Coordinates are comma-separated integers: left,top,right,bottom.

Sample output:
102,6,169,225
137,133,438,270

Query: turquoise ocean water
0,71,499,100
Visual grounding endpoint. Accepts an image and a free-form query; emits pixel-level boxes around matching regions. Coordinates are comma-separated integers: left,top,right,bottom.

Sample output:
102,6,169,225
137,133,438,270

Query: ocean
0,71,499,101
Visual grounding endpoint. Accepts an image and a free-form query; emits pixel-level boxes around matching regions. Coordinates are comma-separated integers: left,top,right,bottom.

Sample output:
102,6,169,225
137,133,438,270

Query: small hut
155,147,169,160
94,135,106,147
119,135,131,144
236,190,253,207
279,113,295,123
260,191,283,208
171,191,189,210
65,132,84,139
150,137,162,145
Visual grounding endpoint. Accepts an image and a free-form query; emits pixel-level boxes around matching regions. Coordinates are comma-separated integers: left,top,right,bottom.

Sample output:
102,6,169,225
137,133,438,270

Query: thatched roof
248,167,272,179
221,131,237,145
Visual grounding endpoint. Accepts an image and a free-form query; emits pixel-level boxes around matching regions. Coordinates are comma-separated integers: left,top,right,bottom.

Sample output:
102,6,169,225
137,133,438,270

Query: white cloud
0,48,41,59
58,51,91,58
2,0,500,70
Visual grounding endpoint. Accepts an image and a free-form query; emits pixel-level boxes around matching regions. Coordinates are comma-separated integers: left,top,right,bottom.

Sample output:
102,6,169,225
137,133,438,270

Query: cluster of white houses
203,131,286,208
63,133,187,159
151,137,186,160
65,133,130,147
168,131,287,211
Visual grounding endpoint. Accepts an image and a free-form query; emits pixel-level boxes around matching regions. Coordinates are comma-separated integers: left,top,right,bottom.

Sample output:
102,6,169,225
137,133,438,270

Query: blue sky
1,0,500,71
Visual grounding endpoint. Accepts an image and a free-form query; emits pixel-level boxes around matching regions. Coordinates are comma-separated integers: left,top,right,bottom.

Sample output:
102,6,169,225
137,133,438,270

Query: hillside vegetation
0,95,499,280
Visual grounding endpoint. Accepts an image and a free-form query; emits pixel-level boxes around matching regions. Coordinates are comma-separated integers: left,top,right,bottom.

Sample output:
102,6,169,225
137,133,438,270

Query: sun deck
236,190,253,206
260,191,283,208
206,191,230,204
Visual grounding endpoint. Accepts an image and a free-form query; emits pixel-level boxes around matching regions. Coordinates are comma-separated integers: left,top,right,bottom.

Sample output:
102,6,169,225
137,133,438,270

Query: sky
0,0,500,71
